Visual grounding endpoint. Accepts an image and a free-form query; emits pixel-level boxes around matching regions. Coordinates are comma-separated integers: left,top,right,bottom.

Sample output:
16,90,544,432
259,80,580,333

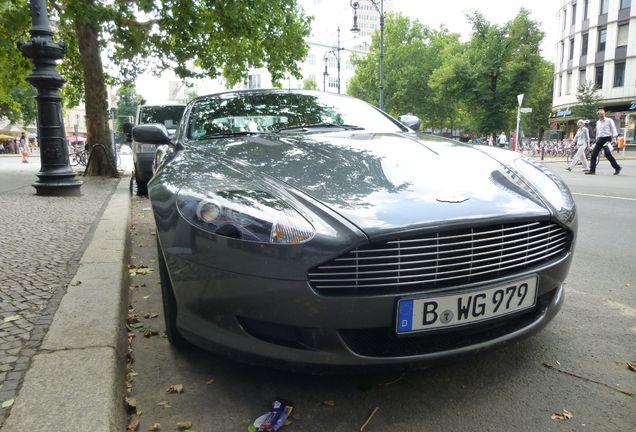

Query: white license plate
396,276,538,334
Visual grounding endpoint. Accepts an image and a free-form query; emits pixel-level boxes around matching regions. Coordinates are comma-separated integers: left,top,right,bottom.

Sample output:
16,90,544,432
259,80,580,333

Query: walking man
586,109,622,175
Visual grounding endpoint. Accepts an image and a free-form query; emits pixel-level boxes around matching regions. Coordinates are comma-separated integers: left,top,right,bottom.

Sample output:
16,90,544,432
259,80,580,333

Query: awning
66,135,87,142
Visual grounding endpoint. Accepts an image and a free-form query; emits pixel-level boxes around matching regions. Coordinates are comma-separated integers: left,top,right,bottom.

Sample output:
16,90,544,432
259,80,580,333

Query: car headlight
514,157,576,223
176,187,315,244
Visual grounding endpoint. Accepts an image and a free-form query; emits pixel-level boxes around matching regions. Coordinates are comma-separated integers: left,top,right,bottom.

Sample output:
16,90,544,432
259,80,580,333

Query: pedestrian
497,131,507,148
566,120,590,172
487,134,494,146
19,132,29,163
586,109,622,175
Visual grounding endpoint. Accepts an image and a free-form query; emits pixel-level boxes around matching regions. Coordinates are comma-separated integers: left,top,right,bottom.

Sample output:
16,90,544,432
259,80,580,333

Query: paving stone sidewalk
0,177,119,427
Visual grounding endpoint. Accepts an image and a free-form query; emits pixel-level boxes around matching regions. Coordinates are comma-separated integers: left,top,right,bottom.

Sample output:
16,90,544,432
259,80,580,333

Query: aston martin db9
133,89,577,368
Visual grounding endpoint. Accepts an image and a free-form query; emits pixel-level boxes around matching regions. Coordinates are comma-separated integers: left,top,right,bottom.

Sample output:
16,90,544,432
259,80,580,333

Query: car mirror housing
399,114,421,131
132,124,172,145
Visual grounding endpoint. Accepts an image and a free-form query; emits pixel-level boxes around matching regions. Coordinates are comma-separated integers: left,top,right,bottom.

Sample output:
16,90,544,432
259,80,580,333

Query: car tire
157,236,190,348
135,171,148,196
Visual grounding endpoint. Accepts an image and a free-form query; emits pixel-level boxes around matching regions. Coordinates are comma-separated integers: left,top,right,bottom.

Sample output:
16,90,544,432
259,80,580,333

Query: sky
392,0,562,62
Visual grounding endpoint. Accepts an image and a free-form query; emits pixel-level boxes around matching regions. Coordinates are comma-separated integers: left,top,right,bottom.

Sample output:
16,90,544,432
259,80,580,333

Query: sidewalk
0,174,130,432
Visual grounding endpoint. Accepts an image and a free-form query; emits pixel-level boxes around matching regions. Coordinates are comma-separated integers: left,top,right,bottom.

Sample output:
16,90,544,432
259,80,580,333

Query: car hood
186,132,551,237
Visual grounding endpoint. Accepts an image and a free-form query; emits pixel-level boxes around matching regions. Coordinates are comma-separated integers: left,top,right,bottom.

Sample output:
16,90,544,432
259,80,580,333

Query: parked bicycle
69,144,121,167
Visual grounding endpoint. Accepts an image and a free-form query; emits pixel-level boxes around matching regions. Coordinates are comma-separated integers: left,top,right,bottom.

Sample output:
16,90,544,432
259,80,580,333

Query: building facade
552,0,636,146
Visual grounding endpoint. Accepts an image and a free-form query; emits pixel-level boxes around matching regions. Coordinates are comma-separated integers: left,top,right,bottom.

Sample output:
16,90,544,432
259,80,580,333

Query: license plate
396,276,538,334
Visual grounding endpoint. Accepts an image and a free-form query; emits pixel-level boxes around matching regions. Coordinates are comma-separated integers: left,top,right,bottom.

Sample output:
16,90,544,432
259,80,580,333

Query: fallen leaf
206,378,215,385
628,361,636,372
143,329,159,338
70,280,82,286
176,421,193,430
129,284,140,290
1,398,15,408
3,315,19,323
143,296,150,300
124,397,137,414
144,313,159,319
148,423,161,431
322,400,335,407
551,409,573,421
167,384,184,394
157,400,171,408
127,418,140,431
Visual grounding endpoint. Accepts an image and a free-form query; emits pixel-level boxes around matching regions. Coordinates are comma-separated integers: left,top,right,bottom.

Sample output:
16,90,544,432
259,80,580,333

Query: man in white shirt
586,109,622,175
497,131,507,148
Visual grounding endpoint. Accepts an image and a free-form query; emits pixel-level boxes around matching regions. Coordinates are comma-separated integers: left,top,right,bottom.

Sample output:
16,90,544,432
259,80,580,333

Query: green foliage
302,78,318,90
114,85,142,143
348,15,459,122
572,80,603,121
522,59,554,136
0,0,35,124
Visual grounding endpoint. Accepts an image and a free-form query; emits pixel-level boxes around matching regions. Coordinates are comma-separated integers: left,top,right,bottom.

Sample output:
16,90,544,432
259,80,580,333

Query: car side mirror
132,124,172,145
123,122,133,143
399,115,421,131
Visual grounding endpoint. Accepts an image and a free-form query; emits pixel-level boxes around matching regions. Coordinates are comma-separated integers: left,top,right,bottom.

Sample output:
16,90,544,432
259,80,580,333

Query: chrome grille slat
335,224,559,258
309,238,567,276
308,221,571,294
322,231,568,267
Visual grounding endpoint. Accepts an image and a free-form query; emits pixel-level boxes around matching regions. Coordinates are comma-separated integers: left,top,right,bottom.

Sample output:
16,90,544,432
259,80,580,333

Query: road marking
572,192,636,202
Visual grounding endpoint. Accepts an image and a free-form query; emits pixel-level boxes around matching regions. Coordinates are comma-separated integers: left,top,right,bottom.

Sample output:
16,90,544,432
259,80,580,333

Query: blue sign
629,101,636,110
556,110,572,117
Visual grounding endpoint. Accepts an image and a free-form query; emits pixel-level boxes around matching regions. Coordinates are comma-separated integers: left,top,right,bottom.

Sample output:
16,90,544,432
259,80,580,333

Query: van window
138,106,185,131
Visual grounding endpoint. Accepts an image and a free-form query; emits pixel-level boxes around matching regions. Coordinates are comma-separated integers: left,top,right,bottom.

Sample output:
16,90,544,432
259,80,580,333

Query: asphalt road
126,158,635,432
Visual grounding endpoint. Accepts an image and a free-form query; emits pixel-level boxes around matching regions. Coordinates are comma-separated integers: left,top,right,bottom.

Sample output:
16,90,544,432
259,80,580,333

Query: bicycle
69,145,121,167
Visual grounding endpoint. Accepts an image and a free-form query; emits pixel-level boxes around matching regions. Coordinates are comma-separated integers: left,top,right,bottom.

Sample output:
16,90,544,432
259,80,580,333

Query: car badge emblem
436,195,470,204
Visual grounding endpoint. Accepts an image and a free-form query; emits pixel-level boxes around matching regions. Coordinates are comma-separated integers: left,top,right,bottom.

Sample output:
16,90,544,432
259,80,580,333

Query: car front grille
308,221,571,295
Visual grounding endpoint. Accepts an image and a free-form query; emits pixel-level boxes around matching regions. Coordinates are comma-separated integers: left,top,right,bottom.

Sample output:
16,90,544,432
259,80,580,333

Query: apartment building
552,0,636,146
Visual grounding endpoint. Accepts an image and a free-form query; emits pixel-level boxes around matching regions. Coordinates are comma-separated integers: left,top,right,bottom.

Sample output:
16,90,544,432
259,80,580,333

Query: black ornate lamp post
350,0,384,110
18,0,82,196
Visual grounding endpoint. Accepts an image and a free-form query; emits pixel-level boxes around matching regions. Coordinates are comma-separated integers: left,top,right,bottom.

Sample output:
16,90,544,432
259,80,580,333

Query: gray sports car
134,89,577,368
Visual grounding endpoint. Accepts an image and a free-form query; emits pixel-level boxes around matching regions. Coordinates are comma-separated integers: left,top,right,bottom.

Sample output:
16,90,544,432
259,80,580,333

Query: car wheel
157,236,190,348
135,171,148,196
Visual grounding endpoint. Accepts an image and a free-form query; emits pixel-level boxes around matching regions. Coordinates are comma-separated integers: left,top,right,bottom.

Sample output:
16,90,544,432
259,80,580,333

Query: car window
186,92,403,140
139,106,186,130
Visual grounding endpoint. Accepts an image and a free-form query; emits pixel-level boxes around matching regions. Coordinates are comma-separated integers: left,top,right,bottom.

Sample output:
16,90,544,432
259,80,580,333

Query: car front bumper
163,247,570,368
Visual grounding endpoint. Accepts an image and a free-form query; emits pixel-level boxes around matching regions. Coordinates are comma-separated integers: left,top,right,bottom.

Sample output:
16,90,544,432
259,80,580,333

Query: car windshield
139,105,185,131
186,92,404,140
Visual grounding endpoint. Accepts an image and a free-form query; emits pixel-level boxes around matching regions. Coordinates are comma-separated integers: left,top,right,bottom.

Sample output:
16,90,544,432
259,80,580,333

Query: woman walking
566,119,590,172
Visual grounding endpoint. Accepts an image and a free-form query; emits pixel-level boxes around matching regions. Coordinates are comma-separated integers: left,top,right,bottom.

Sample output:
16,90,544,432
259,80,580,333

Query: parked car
134,89,577,369
124,102,186,195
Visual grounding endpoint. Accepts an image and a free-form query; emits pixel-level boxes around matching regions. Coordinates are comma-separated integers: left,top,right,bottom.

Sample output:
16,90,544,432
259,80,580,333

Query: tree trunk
75,18,117,177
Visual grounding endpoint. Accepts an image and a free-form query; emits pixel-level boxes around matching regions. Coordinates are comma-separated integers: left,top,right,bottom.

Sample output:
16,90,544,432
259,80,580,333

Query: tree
1,0,311,176
302,78,318,90
572,80,603,122
0,0,36,125
348,14,459,121
522,59,554,136
114,85,142,144
434,9,545,136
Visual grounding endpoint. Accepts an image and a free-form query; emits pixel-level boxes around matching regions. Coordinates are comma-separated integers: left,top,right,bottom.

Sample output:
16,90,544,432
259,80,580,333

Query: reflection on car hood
188,132,550,237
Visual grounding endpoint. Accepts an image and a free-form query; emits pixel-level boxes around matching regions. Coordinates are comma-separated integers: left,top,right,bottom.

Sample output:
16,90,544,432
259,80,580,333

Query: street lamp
18,0,82,195
323,28,345,94
350,0,384,110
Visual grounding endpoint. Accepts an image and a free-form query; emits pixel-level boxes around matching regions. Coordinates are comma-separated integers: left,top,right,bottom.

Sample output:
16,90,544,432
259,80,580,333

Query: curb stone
1,176,131,432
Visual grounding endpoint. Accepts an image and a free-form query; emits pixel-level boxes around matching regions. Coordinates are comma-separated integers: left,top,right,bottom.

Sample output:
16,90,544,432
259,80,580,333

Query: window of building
308,54,316,65
248,74,261,89
595,65,604,88
584,0,590,19
582,33,589,55
327,57,337,69
560,41,565,65
614,62,626,87
600,0,609,14
598,28,607,51
563,9,567,30
579,69,587,89
569,38,575,60
572,3,577,25
558,74,563,96
620,0,631,9
617,24,629,47
566,72,573,94
328,77,338,89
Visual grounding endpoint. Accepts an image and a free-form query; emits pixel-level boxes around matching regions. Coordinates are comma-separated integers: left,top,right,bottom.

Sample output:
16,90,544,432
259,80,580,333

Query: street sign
520,108,533,113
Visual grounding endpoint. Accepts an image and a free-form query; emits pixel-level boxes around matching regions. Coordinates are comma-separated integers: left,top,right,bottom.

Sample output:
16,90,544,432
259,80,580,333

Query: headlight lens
177,188,315,244
514,158,576,223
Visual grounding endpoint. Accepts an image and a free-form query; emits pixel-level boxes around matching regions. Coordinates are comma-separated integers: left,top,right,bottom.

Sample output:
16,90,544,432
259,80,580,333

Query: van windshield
139,105,185,131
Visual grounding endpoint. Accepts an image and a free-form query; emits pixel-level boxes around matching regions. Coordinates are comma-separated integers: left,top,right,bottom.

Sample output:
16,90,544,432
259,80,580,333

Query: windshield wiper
193,131,261,139
277,123,365,132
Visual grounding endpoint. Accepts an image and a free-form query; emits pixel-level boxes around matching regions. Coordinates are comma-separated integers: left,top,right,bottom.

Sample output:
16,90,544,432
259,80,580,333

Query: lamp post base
33,175,83,196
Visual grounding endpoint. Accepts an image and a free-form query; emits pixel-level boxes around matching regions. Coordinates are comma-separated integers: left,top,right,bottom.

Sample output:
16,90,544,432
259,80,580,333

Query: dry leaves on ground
627,361,636,372
322,400,335,407
128,264,154,276
148,423,161,431
551,409,573,421
167,384,184,394
127,418,140,431
3,315,20,323
176,421,193,430
157,400,171,409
